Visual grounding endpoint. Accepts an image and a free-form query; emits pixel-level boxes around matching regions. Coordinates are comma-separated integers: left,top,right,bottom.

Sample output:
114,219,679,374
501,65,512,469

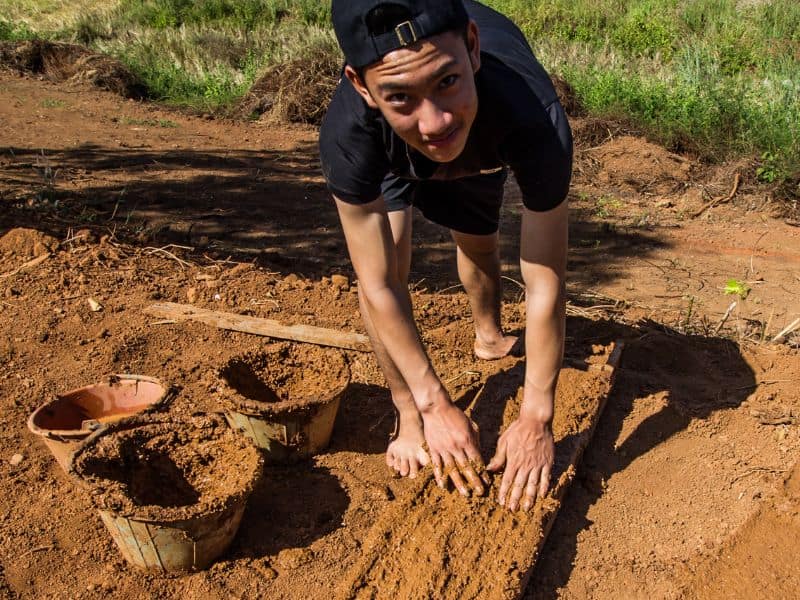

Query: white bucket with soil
69,415,263,572
219,343,350,462
27,374,171,472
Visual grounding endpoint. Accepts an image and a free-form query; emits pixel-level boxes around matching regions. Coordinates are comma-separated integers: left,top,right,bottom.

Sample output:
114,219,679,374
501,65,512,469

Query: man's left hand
487,416,554,512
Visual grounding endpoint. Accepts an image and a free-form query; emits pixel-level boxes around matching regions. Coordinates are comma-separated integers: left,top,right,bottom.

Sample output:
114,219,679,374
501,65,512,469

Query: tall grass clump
0,19,37,42
491,0,800,183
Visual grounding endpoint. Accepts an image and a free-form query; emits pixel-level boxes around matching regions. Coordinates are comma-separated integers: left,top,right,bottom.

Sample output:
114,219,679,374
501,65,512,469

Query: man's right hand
420,399,490,497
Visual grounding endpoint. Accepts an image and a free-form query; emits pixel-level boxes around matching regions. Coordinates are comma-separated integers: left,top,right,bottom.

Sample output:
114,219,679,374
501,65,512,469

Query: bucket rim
217,346,351,417
222,371,350,417
27,374,172,438
68,413,264,522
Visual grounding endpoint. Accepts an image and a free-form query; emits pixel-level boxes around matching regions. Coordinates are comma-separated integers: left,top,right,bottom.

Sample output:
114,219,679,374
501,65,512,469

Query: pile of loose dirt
0,40,144,99
71,415,263,521
0,227,58,260
589,135,693,194
218,342,349,416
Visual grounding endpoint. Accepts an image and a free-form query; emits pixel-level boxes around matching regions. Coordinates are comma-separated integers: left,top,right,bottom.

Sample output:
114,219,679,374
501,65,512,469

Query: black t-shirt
319,0,572,212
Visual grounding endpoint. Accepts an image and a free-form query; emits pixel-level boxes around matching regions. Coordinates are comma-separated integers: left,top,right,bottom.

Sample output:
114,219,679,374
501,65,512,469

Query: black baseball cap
332,0,470,69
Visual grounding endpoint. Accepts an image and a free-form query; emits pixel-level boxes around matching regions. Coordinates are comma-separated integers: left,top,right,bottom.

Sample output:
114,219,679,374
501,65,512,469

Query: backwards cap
332,0,469,69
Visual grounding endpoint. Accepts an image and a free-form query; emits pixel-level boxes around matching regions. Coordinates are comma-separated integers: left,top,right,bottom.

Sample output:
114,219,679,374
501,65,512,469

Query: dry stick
772,317,800,344
0,253,51,279
692,172,741,218
144,302,371,352
13,545,55,562
714,301,738,335
729,466,787,488
143,246,194,269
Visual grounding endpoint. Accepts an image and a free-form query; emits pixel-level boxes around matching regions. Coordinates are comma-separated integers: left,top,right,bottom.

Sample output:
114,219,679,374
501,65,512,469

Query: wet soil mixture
219,343,349,416
1,71,799,599
72,416,263,521
339,362,616,600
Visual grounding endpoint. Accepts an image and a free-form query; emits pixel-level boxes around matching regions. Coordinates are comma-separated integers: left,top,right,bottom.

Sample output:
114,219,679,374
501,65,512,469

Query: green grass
1,0,798,186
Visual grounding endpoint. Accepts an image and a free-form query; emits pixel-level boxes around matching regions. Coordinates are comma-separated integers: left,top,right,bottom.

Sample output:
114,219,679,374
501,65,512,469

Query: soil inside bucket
72,417,262,521
219,343,349,415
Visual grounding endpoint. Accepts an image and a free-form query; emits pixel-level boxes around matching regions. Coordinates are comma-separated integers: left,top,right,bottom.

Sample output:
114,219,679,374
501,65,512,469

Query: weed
724,278,750,299
594,195,622,219
40,98,65,108
756,151,781,184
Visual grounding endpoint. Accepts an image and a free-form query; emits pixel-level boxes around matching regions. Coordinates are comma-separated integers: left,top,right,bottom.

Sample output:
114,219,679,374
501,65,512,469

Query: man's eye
388,93,409,104
440,74,459,88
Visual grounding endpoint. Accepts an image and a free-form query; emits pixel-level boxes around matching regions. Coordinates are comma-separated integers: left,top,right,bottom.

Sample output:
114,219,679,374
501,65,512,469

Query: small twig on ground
444,370,480,385
368,409,393,433
714,301,737,335
728,466,787,488
501,275,525,290
13,545,55,562
409,278,427,293
148,319,177,326
0,253,51,279
748,231,769,278
435,283,464,294
143,245,194,269
772,318,800,344
733,379,792,391
250,298,280,308
692,172,741,218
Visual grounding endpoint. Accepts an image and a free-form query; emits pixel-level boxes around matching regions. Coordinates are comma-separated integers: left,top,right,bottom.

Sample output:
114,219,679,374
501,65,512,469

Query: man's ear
466,20,481,74
344,65,379,109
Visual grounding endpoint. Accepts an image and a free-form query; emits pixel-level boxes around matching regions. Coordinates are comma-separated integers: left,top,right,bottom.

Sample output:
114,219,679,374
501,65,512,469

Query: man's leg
450,229,517,360
358,206,429,478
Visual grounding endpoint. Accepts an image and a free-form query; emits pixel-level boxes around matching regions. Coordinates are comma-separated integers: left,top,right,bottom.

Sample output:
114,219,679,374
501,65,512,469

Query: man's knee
451,230,499,259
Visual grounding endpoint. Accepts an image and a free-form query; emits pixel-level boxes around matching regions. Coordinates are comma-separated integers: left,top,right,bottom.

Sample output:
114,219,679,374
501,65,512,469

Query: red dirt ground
1,71,799,599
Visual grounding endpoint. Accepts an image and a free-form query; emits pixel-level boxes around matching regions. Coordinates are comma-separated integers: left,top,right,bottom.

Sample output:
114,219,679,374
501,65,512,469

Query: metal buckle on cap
395,20,418,46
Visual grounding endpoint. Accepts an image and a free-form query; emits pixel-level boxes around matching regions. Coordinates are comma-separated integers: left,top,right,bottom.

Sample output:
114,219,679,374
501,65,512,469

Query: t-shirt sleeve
501,100,574,212
319,79,390,204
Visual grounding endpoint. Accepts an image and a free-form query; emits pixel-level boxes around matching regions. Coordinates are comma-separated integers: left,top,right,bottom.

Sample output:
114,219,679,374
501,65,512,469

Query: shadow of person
328,382,397,455
230,464,350,559
525,316,757,599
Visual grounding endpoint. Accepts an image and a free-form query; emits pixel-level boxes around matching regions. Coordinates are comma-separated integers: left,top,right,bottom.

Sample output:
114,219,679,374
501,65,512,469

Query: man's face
346,22,481,163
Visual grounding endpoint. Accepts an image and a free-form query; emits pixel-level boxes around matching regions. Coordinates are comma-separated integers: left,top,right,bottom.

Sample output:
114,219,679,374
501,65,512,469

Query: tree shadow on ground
232,464,349,559
524,316,756,599
0,142,668,289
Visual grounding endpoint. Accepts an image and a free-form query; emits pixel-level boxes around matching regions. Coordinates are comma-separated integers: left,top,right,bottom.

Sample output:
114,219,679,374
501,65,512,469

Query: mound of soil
0,40,144,99
71,415,263,521
219,342,349,416
0,227,58,260
590,135,692,194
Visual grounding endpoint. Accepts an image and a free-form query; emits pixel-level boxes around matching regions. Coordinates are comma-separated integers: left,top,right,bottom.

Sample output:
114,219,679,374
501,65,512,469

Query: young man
320,0,572,513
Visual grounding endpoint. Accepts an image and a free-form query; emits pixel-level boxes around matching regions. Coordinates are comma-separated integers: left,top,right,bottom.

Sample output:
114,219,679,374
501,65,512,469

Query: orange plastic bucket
27,375,171,471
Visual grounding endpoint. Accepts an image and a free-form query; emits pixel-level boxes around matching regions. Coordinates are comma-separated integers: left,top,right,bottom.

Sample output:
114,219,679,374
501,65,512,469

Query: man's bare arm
335,195,487,495
488,200,567,511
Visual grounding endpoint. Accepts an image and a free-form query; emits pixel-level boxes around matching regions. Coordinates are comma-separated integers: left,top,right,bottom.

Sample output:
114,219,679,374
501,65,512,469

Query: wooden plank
336,342,624,600
144,302,371,352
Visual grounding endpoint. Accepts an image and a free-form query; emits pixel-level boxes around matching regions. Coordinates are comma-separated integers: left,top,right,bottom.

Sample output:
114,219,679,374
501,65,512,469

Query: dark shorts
380,101,572,236
381,168,508,236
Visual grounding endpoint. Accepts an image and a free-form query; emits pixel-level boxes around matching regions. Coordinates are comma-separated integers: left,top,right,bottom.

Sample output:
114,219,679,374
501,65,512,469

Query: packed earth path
1,69,799,599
